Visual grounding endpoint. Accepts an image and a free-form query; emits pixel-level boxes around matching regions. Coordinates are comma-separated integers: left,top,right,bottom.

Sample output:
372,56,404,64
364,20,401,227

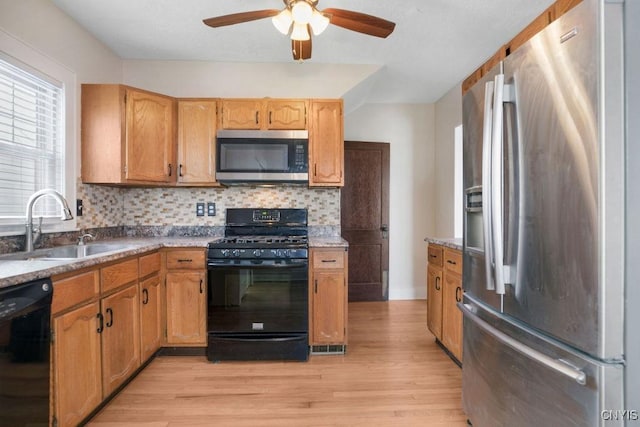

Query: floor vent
310,345,346,355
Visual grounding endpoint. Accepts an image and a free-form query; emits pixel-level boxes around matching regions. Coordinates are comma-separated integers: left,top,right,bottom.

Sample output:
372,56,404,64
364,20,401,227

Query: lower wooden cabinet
139,252,162,362
53,301,102,427
426,244,463,362
164,249,207,346
101,284,141,396
309,248,348,347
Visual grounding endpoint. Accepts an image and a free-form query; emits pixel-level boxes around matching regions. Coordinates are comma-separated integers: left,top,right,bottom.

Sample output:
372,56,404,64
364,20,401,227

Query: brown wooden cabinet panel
81,84,175,185
52,270,99,315
551,0,582,21
139,252,161,278
426,263,443,341
220,99,262,129
309,248,348,346
53,302,102,427
266,99,307,129
505,6,553,55
139,275,162,362
101,284,141,397
165,271,207,345
125,89,175,183
166,249,205,270
444,248,462,276
309,100,344,186
101,258,139,294
441,271,463,361
177,100,218,185
461,66,483,96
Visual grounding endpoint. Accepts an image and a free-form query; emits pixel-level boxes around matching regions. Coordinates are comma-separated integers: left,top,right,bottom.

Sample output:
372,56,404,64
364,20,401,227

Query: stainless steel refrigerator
460,0,636,425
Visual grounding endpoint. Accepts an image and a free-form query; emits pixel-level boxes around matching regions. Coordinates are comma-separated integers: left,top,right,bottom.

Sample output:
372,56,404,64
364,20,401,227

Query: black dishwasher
0,278,53,427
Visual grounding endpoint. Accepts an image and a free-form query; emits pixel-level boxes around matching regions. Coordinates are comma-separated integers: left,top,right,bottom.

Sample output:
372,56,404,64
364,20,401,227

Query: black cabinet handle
96,313,104,333
447,260,457,265
106,308,113,328
429,254,437,258
321,259,337,263
435,276,441,291
178,164,183,177
255,111,259,124
314,279,318,294
456,286,462,302
199,279,204,294
168,163,173,177
269,111,272,124
142,288,149,305
178,259,193,263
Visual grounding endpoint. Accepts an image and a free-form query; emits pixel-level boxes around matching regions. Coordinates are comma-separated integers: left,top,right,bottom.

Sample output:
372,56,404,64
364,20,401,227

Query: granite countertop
308,236,349,247
0,235,349,288
424,237,463,251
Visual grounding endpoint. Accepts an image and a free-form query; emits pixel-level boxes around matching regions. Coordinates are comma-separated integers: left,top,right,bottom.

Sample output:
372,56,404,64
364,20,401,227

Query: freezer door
498,0,624,359
462,65,502,311
461,296,624,427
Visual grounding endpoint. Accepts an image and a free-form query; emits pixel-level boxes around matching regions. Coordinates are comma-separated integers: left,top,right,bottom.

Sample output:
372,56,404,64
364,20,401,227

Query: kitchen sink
0,243,137,261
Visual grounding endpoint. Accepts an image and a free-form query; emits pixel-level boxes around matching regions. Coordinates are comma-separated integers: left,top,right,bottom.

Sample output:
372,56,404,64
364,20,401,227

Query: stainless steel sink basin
0,243,137,261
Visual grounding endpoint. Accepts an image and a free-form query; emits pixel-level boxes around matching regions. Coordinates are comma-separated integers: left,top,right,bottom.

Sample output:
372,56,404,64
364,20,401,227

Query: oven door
207,259,308,334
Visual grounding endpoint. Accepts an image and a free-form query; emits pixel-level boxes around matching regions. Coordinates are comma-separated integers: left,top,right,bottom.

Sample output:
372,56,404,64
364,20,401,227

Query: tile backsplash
78,182,340,228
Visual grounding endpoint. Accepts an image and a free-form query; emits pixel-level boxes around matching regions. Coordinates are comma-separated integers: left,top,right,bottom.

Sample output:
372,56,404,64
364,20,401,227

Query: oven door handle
212,335,306,343
207,262,308,269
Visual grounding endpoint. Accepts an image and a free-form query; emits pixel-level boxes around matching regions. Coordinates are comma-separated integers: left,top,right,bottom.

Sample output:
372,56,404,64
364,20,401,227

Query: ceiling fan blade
322,8,396,38
292,37,312,61
203,9,280,28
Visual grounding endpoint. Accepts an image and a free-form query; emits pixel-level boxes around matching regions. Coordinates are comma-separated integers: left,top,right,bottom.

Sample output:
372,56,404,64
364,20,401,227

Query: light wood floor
88,301,467,426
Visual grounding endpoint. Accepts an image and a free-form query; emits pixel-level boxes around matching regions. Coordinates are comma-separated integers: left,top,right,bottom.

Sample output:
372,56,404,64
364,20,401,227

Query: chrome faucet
77,233,95,246
25,189,74,252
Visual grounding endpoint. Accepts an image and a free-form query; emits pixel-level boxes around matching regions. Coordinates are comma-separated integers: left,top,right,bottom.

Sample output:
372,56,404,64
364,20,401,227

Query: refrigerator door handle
459,302,588,385
491,74,506,295
482,80,496,291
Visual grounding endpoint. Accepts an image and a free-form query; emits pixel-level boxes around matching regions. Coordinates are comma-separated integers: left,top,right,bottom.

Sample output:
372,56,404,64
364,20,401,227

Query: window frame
0,32,77,236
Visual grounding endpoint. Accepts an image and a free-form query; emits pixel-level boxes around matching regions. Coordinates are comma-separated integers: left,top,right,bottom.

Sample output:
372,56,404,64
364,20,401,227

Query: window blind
0,57,64,219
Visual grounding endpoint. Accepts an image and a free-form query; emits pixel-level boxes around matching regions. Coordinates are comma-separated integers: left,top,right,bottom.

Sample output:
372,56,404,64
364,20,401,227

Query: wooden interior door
341,141,390,301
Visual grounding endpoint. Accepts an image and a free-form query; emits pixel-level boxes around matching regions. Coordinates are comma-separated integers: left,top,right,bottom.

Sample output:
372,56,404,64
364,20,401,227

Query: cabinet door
442,272,463,361
220,99,262,129
125,89,175,182
140,275,162,362
309,100,344,186
53,302,102,427
266,100,307,129
426,264,443,341
166,271,207,345
311,270,346,344
101,285,141,397
177,100,218,184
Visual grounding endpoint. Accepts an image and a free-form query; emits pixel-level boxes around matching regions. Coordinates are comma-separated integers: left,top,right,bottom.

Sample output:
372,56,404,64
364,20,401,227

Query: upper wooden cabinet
219,99,308,130
461,0,583,95
177,100,218,185
82,85,176,185
309,99,344,187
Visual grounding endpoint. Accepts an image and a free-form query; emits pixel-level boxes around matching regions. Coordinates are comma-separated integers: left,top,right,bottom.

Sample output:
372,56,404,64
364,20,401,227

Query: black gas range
206,208,309,362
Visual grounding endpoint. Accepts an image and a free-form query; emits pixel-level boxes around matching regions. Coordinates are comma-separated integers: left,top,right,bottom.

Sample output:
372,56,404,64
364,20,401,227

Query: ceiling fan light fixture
272,9,293,34
290,22,310,41
309,10,329,35
291,1,313,24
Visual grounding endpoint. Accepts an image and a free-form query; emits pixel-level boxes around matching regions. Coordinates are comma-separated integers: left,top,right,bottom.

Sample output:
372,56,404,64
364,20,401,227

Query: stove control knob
221,249,230,257
282,249,290,258
232,249,241,257
253,249,262,257
275,249,283,257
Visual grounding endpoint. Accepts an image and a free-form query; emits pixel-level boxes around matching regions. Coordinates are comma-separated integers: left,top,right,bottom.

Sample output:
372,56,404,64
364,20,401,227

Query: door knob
381,224,389,239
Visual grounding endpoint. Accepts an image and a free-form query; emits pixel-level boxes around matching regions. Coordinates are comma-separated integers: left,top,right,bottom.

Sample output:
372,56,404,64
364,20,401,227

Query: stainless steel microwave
216,130,309,184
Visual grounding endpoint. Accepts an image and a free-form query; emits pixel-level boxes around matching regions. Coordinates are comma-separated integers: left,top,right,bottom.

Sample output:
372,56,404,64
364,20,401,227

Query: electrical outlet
76,199,83,216
196,202,205,217
207,202,216,216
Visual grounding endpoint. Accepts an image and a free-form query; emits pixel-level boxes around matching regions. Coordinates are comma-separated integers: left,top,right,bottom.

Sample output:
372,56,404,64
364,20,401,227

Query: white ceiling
50,0,555,103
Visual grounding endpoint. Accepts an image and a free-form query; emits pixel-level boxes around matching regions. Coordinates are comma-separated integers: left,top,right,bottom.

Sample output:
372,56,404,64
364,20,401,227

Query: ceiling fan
203,0,396,61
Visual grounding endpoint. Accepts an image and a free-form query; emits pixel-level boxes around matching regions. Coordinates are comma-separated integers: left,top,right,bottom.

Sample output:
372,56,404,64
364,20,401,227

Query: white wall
433,84,463,237
344,104,436,300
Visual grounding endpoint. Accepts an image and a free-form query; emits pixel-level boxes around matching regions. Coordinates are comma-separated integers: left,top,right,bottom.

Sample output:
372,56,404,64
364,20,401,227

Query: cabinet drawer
101,258,139,293
52,270,100,315
139,252,161,277
444,249,462,275
166,250,205,270
312,250,345,270
428,245,443,267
